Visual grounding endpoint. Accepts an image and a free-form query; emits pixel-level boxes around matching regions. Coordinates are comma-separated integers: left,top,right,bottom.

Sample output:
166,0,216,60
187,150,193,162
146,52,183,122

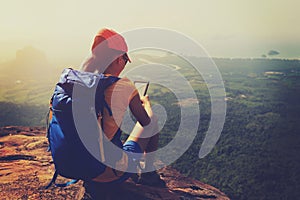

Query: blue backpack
46,68,120,188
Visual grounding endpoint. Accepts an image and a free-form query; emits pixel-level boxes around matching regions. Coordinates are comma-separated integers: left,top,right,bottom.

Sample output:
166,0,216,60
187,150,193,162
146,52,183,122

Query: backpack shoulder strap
45,170,79,189
96,75,120,163
45,95,54,152
96,74,120,118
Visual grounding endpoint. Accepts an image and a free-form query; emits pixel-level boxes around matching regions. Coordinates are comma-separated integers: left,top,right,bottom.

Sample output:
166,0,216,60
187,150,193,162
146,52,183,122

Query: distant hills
0,50,300,199
0,46,57,82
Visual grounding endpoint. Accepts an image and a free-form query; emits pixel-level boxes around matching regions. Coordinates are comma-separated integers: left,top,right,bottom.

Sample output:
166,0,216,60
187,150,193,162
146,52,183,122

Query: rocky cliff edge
0,126,230,200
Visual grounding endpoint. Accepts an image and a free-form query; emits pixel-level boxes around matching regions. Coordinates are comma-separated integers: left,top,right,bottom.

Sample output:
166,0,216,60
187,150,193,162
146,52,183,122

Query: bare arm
129,94,152,127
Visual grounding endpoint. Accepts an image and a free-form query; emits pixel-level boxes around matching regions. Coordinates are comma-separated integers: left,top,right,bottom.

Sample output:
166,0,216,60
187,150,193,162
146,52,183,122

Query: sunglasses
122,53,130,64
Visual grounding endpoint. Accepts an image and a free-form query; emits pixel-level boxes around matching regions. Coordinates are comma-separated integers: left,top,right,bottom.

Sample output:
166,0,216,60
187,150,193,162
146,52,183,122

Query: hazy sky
1,0,299,65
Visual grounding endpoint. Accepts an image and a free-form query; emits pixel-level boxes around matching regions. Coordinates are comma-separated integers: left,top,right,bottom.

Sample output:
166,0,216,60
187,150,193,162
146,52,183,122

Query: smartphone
134,81,149,96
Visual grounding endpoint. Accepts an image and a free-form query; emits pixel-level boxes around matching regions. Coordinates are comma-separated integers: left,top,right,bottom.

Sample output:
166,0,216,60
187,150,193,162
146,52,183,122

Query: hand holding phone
134,81,149,96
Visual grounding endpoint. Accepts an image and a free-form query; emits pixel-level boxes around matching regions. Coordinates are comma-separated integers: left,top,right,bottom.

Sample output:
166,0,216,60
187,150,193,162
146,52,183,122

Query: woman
81,28,165,198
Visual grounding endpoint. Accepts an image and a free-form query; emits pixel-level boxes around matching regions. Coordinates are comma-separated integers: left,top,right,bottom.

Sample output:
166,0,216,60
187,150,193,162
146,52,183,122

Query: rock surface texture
0,126,230,200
